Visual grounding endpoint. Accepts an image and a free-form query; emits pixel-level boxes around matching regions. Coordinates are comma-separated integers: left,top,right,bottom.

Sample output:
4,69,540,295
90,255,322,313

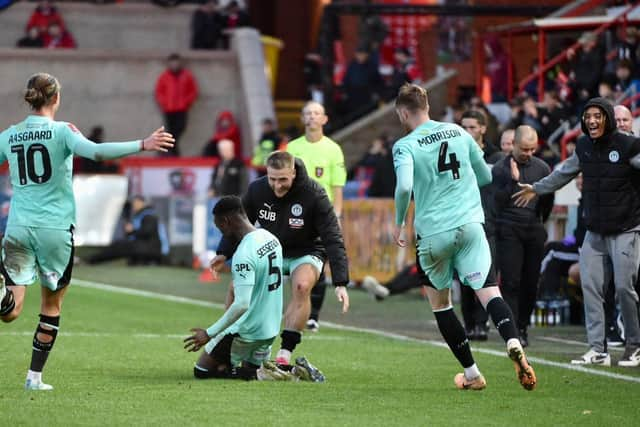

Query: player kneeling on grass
184,196,324,382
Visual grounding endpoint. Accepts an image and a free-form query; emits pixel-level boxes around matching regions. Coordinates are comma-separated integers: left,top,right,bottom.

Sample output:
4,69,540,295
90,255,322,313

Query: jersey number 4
11,144,52,185
437,141,460,180
267,251,282,292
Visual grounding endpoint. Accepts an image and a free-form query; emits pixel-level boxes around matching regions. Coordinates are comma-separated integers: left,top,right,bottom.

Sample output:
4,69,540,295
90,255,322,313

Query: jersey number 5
437,141,460,180
11,144,52,185
267,251,282,292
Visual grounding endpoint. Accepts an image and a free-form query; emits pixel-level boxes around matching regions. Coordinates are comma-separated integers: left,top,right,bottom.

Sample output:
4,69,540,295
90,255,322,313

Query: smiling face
583,106,607,139
461,117,485,144
267,165,296,198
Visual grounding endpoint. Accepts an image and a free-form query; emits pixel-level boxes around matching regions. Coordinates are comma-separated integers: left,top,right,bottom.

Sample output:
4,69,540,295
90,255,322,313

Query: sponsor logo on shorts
43,271,60,283
291,204,303,216
289,218,304,228
465,271,482,282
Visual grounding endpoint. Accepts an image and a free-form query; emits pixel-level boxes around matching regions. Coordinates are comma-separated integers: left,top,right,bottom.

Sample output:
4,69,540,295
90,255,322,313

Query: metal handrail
517,4,635,96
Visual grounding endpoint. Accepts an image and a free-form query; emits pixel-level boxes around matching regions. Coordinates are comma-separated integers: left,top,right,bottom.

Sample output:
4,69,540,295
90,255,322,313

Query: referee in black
492,125,553,347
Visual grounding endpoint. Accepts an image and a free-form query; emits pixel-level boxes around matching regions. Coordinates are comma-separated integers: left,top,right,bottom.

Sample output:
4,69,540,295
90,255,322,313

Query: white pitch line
0,331,346,341
71,279,640,384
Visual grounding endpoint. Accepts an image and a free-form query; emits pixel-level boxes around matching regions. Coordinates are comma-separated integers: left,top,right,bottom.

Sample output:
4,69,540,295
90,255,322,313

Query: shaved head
614,105,633,133
513,125,538,163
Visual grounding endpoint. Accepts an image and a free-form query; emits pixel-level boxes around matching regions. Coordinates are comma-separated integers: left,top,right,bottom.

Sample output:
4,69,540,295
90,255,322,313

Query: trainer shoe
454,373,486,390
256,361,297,381
25,379,53,391
507,339,537,391
361,276,390,300
618,346,640,367
570,349,611,366
306,319,320,333
293,356,326,383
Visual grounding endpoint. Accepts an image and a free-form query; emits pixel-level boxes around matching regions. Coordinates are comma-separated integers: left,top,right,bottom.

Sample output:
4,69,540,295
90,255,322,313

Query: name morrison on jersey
417,128,462,147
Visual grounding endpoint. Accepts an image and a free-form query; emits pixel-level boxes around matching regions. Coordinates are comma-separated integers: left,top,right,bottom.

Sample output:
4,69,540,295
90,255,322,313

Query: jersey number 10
437,141,461,180
11,144,52,185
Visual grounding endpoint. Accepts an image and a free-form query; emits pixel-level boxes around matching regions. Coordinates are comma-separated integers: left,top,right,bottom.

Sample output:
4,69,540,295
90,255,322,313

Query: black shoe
474,325,488,341
519,329,529,348
606,326,625,347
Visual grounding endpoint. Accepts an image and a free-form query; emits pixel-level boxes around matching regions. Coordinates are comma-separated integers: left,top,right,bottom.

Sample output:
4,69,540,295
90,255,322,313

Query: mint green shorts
283,255,324,276
205,334,275,367
1,225,74,291
417,222,491,291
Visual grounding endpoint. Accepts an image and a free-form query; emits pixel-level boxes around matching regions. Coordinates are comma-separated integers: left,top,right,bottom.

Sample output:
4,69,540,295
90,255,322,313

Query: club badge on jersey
315,167,324,178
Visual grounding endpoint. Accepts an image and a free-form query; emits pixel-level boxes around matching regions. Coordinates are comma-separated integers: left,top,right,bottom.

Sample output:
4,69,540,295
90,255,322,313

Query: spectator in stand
26,1,65,35
484,35,509,102
567,32,604,112
612,59,638,97
202,110,242,158
343,46,382,119
614,104,634,134
367,139,395,198
251,118,280,177
537,90,570,141
598,80,616,103
208,139,247,197
387,47,420,101
191,0,223,50
303,52,324,104
154,54,198,156
610,26,639,78
349,137,387,180
493,125,553,347
500,129,515,155
43,23,76,49
220,0,250,49
523,60,556,101
17,27,44,48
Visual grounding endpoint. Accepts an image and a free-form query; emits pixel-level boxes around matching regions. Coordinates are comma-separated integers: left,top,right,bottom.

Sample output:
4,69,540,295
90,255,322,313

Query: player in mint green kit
184,196,323,382
392,83,536,391
0,73,174,391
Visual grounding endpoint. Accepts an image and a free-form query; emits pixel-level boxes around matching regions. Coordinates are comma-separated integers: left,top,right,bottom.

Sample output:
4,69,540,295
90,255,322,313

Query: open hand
183,328,210,352
512,183,536,207
142,126,175,153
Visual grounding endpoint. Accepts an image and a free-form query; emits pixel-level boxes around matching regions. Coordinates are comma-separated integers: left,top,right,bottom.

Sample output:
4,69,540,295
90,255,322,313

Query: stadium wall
0,48,247,157
0,2,196,51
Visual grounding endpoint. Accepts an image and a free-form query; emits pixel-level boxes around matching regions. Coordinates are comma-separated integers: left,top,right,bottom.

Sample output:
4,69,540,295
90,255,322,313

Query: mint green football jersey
0,115,140,230
393,120,486,238
226,229,284,341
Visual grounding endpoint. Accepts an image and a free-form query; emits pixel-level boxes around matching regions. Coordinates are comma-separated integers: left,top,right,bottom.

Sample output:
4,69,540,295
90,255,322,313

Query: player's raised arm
66,125,174,160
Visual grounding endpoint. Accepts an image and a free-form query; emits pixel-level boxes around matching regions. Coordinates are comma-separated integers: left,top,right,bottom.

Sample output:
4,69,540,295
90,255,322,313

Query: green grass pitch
1,264,639,426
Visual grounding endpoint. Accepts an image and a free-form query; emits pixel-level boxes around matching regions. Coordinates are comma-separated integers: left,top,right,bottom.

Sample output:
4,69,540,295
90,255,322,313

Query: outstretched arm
68,126,174,160
513,153,581,207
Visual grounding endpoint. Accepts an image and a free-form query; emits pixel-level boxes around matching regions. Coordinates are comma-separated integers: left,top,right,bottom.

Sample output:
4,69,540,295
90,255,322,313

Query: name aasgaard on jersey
256,239,280,258
9,130,53,144
417,128,461,147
